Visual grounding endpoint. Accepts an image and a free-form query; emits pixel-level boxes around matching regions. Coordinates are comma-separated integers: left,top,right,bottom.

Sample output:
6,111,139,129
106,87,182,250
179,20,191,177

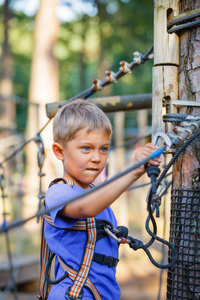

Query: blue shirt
44,182,121,300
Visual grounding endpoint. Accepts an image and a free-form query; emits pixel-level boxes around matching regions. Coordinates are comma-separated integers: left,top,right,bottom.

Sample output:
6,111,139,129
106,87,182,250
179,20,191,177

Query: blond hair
53,99,112,144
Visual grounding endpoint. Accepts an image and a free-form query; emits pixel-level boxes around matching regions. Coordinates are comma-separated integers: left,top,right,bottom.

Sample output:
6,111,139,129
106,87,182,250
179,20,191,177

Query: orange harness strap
38,178,102,300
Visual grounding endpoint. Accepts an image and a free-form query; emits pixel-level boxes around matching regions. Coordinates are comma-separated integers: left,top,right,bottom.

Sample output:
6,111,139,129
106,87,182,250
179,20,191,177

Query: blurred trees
0,0,155,267
25,0,60,209
0,0,15,132
0,0,153,135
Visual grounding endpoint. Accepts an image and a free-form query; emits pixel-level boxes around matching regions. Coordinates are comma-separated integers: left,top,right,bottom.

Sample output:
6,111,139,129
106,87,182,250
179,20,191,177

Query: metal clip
173,126,193,140
167,132,184,147
92,78,102,90
104,226,122,243
119,61,132,73
105,70,117,83
182,121,199,133
133,51,144,64
152,132,172,152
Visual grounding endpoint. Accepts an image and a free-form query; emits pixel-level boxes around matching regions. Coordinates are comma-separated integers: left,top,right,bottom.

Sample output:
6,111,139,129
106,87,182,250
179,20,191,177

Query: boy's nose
91,151,100,162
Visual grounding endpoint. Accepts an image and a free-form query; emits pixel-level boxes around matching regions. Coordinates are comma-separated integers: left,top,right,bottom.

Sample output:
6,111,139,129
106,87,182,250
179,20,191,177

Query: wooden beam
45,93,152,118
154,0,179,66
0,255,39,288
152,0,179,138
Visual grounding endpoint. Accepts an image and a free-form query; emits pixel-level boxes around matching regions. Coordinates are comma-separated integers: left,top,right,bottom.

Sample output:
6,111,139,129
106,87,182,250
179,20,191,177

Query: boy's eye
82,146,90,152
100,147,109,153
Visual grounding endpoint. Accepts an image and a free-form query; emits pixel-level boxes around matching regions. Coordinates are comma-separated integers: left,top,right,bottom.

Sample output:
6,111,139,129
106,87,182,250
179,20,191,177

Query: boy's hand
132,143,163,178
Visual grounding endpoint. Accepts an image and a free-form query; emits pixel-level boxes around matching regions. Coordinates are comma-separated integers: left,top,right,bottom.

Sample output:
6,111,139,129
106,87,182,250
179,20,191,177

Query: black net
167,189,200,299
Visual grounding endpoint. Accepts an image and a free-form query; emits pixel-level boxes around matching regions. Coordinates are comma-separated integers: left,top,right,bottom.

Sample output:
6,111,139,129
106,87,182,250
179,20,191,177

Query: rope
167,9,200,34
0,147,165,233
168,19,200,34
163,113,191,123
141,129,200,269
157,176,169,300
68,45,154,101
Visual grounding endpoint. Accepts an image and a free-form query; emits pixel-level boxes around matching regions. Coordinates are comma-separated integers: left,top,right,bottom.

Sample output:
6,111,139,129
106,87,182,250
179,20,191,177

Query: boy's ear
52,143,64,161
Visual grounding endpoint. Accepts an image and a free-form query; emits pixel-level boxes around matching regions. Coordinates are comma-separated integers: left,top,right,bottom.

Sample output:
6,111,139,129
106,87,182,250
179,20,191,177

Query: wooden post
167,0,200,298
152,0,179,138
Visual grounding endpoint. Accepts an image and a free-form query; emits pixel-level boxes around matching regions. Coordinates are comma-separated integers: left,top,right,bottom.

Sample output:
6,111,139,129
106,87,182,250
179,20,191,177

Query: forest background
0,0,153,133
0,1,168,299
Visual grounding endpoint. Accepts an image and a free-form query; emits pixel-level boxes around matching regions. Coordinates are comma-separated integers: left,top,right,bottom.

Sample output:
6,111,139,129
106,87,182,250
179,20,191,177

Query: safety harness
37,178,120,300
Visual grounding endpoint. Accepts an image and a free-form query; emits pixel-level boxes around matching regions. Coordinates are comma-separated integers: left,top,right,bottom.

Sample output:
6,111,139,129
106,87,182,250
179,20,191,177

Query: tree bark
167,0,200,299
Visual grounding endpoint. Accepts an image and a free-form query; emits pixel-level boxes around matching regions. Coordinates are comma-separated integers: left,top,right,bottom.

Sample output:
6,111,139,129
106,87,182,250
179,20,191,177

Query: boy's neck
63,175,90,189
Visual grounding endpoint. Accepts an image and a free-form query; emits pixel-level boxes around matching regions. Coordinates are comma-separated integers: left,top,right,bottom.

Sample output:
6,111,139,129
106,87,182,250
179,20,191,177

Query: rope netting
167,189,200,300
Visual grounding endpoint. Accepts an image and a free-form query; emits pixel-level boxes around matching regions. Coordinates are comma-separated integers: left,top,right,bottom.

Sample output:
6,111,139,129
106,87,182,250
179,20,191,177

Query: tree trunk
24,0,60,225
167,0,200,298
95,1,112,95
0,0,15,131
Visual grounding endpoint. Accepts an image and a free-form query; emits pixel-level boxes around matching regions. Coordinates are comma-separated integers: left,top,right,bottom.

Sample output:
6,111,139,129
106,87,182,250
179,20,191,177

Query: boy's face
61,128,110,189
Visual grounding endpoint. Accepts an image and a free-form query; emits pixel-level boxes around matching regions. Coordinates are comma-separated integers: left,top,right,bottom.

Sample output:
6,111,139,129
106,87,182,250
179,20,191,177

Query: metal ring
191,123,199,133
184,129,193,139
104,226,121,243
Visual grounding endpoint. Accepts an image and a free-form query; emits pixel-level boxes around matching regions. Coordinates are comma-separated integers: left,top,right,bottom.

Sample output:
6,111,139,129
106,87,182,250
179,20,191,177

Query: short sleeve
45,183,83,228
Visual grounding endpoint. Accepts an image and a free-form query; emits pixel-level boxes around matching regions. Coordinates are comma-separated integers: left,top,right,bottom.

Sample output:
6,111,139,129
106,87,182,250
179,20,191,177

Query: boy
44,99,162,300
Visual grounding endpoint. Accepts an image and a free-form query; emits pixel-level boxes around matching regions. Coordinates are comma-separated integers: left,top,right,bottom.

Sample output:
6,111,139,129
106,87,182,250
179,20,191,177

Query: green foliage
0,0,154,133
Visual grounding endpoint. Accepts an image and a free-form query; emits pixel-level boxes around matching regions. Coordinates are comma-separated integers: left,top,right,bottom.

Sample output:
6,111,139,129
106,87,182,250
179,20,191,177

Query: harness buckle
65,287,83,300
103,255,119,267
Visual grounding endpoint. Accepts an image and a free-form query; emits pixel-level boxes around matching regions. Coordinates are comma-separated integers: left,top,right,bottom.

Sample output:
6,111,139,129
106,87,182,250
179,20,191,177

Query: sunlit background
0,1,170,299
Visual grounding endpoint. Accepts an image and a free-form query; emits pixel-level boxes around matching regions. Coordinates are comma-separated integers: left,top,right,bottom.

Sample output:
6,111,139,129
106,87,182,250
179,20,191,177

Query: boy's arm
60,143,162,219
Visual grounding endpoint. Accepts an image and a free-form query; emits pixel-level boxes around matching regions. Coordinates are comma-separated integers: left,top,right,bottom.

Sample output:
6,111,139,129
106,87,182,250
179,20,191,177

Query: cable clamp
92,78,102,90
119,61,132,73
167,132,184,148
152,195,161,217
133,51,144,64
105,70,117,83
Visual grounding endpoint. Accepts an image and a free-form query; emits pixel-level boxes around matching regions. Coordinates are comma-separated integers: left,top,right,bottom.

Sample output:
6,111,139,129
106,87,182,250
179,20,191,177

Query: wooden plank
45,94,152,118
0,256,39,288
154,0,179,66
